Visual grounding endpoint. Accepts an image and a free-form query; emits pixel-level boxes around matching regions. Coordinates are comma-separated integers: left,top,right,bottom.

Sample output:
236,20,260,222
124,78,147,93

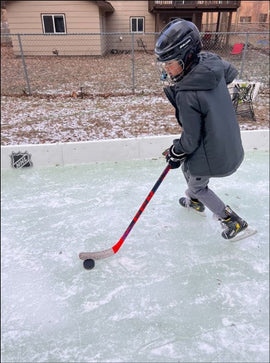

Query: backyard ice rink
1,149,269,362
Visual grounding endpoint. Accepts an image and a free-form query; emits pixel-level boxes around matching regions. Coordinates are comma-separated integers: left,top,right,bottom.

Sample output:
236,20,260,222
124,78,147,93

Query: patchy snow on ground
1,95,178,145
1,92,269,146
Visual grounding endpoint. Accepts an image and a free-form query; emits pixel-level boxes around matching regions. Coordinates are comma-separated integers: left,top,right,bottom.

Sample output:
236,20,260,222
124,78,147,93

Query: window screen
42,14,66,33
43,15,54,33
54,16,65,32
130,17,144,33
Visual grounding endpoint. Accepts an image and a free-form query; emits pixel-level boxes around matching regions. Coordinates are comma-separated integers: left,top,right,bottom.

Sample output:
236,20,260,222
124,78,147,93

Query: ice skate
220,205,256,242
179,197,206,217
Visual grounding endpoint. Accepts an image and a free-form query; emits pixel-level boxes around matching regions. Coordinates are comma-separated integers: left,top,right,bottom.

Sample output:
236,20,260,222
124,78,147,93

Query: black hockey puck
83,259,95,270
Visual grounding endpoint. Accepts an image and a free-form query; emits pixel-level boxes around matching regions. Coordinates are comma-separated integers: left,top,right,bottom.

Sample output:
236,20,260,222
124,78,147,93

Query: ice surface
1,150,269,362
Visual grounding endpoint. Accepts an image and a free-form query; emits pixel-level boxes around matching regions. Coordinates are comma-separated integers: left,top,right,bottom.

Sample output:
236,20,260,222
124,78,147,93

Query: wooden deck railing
149,1,241,12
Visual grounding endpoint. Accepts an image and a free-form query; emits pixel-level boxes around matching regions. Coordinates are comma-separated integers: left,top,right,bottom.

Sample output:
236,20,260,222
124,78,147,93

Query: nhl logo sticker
10,151,33,169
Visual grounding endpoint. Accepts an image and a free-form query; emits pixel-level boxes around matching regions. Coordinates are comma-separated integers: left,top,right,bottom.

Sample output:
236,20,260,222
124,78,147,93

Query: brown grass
1,45,269,145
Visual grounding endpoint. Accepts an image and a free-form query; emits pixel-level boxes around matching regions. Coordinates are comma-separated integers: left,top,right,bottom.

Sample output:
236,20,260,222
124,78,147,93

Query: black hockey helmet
155,18,202,65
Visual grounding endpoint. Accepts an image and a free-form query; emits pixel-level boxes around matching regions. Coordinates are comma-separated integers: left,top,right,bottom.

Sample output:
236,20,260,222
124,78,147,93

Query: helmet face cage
156,57,185,85
155,18,202,83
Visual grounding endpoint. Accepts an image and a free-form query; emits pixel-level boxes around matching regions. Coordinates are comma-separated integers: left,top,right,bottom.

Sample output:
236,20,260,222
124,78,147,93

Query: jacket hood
175,52,238,91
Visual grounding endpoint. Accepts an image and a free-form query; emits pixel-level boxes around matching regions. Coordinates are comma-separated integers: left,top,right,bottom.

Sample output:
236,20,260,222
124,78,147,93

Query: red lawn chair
231,43,244,55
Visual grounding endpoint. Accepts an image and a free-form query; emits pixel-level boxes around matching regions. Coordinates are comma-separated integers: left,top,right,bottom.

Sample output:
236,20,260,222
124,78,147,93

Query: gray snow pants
182,164,226,219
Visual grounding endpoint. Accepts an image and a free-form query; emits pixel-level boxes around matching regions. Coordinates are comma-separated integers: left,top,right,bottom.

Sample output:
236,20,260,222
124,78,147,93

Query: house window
130,17,144,32
42,14,66,33
259,14,267,23
240,16,251,23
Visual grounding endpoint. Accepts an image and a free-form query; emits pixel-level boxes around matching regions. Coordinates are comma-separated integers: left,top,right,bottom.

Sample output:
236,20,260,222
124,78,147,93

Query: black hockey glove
162,145,187,169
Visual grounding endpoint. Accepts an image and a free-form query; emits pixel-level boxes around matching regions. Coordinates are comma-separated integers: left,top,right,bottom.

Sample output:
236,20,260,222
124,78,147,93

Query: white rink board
1,129,269,169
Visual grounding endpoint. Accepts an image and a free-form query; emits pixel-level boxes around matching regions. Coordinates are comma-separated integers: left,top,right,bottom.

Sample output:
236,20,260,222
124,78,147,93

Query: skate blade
187,208,206,217
229,227,257,242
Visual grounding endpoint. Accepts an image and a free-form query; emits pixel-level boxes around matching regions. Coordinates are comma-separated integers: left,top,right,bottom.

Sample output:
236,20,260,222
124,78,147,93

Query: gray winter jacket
164,52,244,177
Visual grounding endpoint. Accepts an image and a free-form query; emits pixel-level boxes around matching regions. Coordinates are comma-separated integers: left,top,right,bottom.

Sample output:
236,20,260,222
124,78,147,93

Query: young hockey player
155,18,249,240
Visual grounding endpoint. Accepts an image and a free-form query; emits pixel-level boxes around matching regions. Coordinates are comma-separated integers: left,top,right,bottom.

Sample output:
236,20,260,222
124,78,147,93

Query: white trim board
1,130,269,169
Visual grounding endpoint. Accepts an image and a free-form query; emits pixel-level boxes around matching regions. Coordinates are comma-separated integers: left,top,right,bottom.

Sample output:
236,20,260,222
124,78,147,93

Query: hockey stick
79,163,171,261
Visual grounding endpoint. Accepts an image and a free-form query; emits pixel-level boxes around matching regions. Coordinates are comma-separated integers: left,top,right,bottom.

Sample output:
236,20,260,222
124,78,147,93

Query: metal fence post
239,32,249,80
17,34,32,95
131,32,135,94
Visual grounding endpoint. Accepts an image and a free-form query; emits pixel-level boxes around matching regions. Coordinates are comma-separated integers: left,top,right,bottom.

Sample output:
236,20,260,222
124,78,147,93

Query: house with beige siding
6,0,157,56
5,0,116,55
5,1,267,57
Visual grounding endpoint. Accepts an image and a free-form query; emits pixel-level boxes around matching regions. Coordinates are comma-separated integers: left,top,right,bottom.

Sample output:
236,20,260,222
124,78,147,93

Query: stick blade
79,248,115,261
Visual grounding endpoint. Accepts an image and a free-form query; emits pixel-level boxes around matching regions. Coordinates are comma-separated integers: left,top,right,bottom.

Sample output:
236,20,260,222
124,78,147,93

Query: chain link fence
1,31,269,97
